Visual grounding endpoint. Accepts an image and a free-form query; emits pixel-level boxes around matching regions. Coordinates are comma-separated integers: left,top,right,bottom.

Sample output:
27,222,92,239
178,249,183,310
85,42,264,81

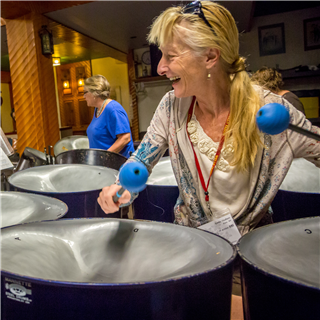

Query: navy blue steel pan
8,164,122,219
1,218,237,320
237,216,320,320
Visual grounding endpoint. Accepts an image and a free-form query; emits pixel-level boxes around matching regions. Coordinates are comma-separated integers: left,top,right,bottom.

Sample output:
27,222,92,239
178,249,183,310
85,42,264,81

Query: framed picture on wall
258,23,286,56
304,17,320,51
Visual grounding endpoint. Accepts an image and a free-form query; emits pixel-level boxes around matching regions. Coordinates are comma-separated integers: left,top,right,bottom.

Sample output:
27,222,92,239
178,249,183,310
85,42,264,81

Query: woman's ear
205,48,220,69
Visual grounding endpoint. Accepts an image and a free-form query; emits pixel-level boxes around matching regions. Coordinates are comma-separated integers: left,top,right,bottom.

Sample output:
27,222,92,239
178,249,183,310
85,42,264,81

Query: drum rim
1,218,237,287
236,216,320,291
145,184,178,188
55,148,128,161
8,164,119,195
278,188,320,195
0,191,69,227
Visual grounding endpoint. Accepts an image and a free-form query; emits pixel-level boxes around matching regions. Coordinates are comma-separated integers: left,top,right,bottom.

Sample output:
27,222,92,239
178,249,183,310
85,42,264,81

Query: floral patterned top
125,86,320,235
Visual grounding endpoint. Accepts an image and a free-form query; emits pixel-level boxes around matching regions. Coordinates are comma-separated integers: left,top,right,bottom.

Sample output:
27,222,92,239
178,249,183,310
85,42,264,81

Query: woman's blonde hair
84,75,110,99
148,1,263,171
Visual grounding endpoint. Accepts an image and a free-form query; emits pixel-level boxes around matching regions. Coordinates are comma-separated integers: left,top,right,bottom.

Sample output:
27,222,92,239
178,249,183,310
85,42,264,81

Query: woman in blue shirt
85,75,134,158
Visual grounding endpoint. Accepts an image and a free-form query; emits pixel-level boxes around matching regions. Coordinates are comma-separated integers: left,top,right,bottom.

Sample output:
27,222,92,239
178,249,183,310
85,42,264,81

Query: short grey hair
84,75,110,99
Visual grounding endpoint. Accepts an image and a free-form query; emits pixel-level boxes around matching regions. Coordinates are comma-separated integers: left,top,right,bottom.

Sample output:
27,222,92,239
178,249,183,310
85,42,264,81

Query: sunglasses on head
182,1,217,36
83,90,88,95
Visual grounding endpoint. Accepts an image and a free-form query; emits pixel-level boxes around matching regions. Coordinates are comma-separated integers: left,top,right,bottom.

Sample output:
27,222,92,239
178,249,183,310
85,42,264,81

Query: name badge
198,210,241,245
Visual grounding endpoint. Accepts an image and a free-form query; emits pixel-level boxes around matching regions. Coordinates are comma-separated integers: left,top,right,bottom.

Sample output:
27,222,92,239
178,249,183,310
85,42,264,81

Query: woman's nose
157,57,168,76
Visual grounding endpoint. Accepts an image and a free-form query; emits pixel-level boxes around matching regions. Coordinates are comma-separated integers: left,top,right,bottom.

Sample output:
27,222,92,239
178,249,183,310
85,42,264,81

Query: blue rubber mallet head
113,162,149,202
256,102,320,141
256,103,290,135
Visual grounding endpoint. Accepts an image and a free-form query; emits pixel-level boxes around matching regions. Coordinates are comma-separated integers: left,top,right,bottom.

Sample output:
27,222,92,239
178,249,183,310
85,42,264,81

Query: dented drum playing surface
1,218,236,320
0,191,68,228
8,164,120,219
237,216,320,320
53,135,89,156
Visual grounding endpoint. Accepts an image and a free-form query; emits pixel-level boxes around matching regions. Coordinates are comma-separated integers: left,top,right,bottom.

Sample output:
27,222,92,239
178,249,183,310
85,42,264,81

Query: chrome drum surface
237,217,320,320
0,191,67,228
1,218,236,320
53,135,89,156
8,164,119,219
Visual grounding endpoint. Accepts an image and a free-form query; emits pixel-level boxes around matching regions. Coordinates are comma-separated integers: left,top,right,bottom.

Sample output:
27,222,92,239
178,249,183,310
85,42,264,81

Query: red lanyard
186,97,230,204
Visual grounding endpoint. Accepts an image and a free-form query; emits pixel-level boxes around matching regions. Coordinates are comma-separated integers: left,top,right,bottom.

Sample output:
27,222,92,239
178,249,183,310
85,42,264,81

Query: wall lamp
52,57,61,66
62,69,71,94
63,80,70,89
39,25,54,56
76,67,85,93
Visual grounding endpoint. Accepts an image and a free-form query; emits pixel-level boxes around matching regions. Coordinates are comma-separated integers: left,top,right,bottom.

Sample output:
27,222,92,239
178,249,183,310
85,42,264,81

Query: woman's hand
98,184,131,214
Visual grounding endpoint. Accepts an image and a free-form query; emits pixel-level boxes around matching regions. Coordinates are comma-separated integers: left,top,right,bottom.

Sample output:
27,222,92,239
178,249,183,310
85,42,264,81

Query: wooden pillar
127,50,139,141
5,12,60,155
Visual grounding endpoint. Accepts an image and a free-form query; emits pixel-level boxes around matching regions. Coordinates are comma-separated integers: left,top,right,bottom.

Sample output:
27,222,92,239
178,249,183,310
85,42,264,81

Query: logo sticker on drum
4,278,32,304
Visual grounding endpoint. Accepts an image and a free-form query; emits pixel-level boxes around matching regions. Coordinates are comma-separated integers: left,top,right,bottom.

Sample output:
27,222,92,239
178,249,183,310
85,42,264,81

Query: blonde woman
84,75,134,158
99,0,319,230
98,0,320,300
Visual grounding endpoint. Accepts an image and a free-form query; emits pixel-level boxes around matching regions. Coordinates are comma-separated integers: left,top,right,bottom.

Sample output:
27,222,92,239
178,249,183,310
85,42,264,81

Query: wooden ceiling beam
1,1,93,19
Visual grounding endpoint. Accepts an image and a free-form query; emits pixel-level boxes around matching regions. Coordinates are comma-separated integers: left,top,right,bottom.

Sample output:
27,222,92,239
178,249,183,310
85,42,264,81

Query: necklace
186,96,230,215
96,99,107,117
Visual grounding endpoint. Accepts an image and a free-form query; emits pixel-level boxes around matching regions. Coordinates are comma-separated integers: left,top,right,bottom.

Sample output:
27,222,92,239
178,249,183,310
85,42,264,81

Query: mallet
256,103,320,141
112,162,149,202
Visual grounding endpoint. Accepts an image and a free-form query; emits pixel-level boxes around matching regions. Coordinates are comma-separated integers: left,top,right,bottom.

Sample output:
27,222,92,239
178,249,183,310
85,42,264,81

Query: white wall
240,6,320,72
136,80,172,132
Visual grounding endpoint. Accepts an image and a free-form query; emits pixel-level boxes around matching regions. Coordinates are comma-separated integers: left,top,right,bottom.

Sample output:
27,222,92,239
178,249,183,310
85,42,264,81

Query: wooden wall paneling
78,99,90,125
6,12,60,155
127,50,139,141
34,13,60,149
63,100,75,126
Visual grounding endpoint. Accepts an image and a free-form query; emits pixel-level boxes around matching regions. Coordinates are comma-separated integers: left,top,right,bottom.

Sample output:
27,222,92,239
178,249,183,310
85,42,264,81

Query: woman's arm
108,133,131,153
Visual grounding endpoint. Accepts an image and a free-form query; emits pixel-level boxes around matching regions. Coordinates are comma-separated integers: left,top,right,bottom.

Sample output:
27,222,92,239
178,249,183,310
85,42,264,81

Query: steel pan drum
53,135,89,156
55,148,127,169
271,158,320,222
133,157,179,222
0,191,67,228
1,218,236,320
14,147,47,172
237,217,320,320
8,164,121,219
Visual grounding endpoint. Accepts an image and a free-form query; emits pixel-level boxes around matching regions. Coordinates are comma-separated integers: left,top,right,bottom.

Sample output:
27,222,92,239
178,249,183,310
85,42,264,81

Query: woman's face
83,87,96,107
157,36,207,98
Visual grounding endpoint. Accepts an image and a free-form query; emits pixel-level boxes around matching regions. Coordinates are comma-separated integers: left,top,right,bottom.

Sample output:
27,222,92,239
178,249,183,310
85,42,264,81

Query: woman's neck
95,98,106,110
196,96,230,117
195,68,231,118
276,89,290,96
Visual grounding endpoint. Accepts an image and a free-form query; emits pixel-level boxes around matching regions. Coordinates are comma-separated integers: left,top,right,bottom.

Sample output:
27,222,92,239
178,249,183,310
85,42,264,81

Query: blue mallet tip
256,103,290,135
119,162,148,193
